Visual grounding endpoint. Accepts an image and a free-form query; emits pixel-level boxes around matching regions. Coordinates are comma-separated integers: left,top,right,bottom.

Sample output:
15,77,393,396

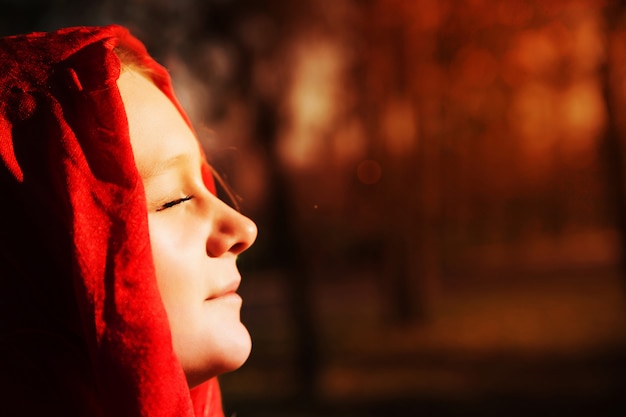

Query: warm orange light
356,160,382,185
278,37,346,169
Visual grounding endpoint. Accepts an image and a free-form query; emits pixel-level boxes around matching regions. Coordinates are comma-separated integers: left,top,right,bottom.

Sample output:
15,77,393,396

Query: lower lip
207,292,242,303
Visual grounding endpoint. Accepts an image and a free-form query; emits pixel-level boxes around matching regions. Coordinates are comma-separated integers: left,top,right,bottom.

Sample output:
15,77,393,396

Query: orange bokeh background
3,0,626,415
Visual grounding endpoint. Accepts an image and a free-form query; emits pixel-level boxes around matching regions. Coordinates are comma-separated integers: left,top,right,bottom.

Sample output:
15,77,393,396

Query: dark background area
3,0,626,415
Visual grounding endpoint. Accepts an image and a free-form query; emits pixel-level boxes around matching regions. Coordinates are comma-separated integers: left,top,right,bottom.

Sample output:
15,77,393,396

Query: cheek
150,242,187,308
147,215,199,305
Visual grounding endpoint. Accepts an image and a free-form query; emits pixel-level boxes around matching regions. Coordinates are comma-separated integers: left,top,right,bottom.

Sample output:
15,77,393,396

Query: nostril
228,222,256,255
230,242,247,255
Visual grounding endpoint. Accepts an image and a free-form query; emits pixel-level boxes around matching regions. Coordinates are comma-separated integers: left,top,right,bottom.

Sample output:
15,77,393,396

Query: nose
206,198,258,258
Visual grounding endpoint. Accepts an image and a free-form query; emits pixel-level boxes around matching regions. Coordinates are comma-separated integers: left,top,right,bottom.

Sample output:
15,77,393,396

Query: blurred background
3,0,626,415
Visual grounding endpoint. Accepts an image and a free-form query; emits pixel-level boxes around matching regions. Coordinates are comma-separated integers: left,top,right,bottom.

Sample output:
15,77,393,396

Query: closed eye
156,195,193,212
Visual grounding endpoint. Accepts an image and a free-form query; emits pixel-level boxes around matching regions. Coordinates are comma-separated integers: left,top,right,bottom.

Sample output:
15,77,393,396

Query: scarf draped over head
0,25,222,417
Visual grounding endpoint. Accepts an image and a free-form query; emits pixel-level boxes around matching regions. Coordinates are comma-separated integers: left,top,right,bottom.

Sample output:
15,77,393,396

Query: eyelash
156,195,193,212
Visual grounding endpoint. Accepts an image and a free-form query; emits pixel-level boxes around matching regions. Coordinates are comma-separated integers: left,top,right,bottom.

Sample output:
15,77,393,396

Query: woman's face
117,69,257,387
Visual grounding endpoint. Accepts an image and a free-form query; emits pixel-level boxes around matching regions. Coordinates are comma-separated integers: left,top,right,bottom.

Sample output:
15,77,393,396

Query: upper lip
206,276,241,300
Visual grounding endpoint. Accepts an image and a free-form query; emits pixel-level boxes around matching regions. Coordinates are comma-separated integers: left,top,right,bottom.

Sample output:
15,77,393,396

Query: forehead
116,69,199,178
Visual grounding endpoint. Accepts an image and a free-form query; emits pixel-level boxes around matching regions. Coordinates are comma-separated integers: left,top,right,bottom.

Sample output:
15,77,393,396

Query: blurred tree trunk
255,99,320,401
369,4,442,324
601,1,626,291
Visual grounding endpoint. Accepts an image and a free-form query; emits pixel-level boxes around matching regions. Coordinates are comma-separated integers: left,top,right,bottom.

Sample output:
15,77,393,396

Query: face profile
0,24,256,416
118,69,258,387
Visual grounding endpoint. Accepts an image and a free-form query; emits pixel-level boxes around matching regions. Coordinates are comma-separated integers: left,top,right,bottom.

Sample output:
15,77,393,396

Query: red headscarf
0,25,222,417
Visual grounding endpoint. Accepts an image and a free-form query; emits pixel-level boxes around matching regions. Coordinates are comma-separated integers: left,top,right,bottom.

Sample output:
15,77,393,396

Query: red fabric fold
0,25,222,417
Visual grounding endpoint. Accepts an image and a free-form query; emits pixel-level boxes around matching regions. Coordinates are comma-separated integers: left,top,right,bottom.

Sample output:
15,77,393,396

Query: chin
183,322,252,388
217,323,253,371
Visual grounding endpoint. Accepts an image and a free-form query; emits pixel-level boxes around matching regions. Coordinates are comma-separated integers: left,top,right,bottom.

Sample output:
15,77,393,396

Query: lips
206,276,241,300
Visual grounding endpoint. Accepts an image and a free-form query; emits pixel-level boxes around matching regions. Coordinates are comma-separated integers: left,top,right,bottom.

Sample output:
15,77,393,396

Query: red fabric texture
0,25,222,416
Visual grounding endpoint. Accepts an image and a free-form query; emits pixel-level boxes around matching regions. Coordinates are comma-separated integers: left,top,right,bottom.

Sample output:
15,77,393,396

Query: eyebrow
138,153,195,180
